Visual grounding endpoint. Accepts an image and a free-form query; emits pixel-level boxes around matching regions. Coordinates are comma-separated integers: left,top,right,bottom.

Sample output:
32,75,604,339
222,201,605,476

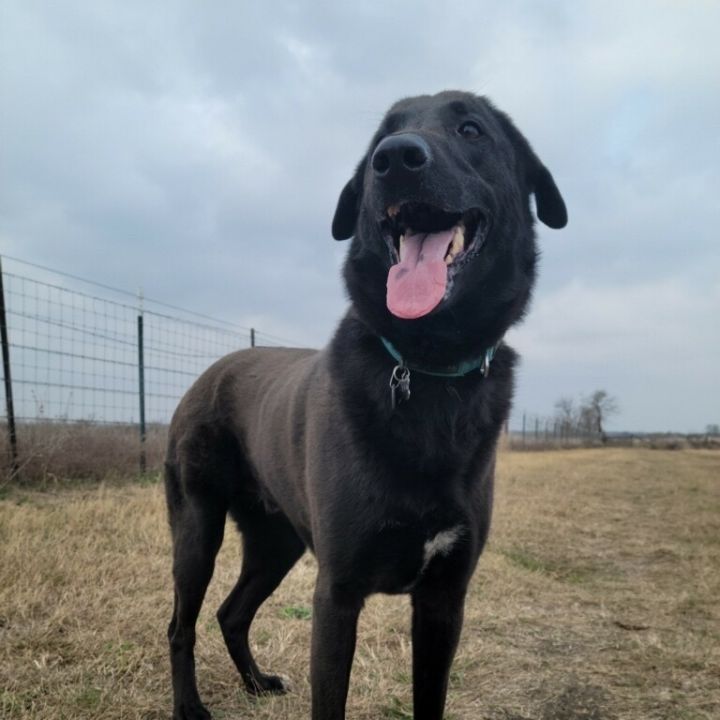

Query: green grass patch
74,686,102,710
382,696,413,718
281,604,312,620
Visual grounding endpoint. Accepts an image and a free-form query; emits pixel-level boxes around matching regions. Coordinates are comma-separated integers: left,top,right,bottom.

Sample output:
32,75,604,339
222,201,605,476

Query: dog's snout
371,133,431,178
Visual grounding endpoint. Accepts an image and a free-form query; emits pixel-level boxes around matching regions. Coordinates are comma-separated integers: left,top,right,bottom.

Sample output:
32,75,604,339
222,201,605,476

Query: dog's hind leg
218,507,305,694
167,465,227,720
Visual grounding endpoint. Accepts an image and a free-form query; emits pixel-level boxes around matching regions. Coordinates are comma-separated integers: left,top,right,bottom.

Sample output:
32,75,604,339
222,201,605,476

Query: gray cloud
1,0,718,431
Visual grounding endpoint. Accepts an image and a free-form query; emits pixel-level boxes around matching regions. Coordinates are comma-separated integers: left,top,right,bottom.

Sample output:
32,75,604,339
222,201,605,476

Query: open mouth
381,201,487,267
380,201,488,320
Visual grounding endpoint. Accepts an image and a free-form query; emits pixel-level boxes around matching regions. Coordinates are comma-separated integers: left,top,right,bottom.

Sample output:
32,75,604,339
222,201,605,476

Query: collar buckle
389,364,411,410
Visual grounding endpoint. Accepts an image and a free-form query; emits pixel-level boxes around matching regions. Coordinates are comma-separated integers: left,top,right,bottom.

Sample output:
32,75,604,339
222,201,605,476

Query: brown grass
1,448,718,719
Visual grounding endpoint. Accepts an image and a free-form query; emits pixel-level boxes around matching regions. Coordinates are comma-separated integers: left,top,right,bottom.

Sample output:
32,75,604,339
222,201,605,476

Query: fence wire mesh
0,256,300,481
506,413,598,450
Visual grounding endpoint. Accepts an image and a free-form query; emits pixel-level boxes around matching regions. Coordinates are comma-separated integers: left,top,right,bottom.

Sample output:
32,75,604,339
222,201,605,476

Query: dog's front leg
310,574,363,720
411,586,466,720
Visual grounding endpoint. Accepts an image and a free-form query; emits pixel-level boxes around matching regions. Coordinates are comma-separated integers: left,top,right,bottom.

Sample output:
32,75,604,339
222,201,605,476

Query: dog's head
332,91,567,362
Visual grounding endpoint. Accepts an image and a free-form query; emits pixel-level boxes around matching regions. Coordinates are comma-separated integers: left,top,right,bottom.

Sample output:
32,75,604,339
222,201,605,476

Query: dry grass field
1,448,718,720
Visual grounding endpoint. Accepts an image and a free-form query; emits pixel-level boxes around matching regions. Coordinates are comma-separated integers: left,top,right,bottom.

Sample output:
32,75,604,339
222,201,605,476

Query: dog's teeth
454,225,465,251
444,226,466,265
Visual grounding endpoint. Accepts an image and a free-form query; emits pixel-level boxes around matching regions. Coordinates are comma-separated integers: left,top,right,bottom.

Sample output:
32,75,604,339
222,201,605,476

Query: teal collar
380,336,498,378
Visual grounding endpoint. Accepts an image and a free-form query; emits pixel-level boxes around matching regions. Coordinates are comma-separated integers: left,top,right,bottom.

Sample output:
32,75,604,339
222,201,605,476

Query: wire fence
503,413,719,451
4,256,714,481
0,256,302,482
505,412,607,450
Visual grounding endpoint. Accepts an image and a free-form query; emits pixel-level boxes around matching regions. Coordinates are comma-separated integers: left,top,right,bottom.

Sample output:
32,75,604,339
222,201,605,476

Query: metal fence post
0,257,19,478
137,311,147,475
250,327,256,347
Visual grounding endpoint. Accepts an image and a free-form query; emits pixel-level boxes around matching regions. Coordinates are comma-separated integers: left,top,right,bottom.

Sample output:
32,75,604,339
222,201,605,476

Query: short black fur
165,90,566,720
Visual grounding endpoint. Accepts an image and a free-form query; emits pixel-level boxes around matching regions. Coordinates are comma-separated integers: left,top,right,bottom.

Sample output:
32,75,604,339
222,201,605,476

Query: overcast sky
1,1,718,432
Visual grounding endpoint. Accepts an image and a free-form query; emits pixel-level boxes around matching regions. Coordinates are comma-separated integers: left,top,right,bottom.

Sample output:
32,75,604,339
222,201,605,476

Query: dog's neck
378,335,499,379
339,303,506,372
327,311,516,477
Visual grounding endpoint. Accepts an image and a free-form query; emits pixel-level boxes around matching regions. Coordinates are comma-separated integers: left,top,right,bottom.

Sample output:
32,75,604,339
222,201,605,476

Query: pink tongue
387,230,453,319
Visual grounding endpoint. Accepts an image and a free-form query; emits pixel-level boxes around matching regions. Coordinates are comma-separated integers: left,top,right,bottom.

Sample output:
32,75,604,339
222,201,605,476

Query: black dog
165,90,567,720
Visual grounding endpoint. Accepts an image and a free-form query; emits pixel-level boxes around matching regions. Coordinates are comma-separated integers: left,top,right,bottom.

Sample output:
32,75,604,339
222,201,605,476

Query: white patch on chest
421,526,463,571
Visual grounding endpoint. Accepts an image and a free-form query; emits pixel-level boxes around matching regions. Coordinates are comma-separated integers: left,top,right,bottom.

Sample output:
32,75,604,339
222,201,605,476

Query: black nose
371,133,432,177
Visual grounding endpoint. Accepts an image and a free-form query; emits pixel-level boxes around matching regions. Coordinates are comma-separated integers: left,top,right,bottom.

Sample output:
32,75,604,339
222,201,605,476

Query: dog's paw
247,673,291,695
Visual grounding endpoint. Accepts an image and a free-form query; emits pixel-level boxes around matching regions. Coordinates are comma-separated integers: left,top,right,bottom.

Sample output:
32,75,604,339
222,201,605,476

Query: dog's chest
350,516,466,595
422,526,463,568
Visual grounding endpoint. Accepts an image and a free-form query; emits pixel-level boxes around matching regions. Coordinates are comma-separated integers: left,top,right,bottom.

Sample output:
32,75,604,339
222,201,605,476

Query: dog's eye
457,121,483,139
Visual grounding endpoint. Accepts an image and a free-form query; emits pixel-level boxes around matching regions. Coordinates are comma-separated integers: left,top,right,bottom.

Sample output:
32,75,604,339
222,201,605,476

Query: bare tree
581,390,619,443
554,396,576,438
577,404,596,437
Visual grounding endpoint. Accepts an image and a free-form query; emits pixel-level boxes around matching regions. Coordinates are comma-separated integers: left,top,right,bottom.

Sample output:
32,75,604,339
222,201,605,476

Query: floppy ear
531,163,567,229
493,109,568,229
331,160,366,240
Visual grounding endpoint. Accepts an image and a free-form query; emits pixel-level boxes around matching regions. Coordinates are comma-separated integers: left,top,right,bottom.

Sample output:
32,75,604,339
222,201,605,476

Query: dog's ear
493,109,568,229
529,162,567,229
332,160,366,240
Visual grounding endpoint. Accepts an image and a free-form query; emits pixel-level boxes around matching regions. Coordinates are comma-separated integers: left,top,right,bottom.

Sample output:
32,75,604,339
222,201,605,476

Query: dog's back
165,346,320,528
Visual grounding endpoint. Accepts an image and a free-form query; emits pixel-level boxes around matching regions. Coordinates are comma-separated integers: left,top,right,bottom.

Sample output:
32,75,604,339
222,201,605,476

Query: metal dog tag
389,364,411,409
